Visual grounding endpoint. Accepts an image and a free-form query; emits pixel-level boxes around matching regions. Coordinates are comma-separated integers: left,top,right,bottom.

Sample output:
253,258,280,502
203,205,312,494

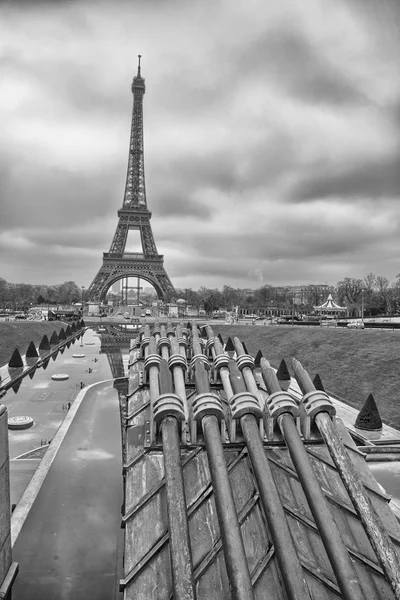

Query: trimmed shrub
355,394,382,431
50,331,59,345
225,337,235,352
39,335,50,351
26,340,39,358
254,350,263,367
313,373,325,392
9,348,23,368
276,359,291,381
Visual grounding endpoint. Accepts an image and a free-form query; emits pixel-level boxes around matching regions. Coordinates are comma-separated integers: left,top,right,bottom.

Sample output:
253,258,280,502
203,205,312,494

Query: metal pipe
232,337,260,398
153,321,161,343
191,328,204,358
193,362,254,600
316,411,400,598
159,326,170,361
176,324,188,358
278,412,365,600
205,325,217,361
292,358,400,598
161,418,195,600
213,337,234,398
148,336,160,403
201,415,254,600
170,338,187,399
227,363,311,600
159,361,196,600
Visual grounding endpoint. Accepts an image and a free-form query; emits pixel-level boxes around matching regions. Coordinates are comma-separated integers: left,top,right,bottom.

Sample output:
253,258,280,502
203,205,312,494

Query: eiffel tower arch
88,56,175,304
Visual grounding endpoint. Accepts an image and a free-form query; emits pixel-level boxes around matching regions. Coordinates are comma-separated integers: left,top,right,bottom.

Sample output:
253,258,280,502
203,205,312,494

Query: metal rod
232,337,260,398
159,360,196,600
170,338,187,402
228,363,311,600
316,411,400,598
193,362,254,600
148,336,160,403
262,359,364,598
205,325,217,360
278,413,365,600
191,327,204,358
176,324,188,358
161,417,196,600
201,415,254,600
292,358,400,598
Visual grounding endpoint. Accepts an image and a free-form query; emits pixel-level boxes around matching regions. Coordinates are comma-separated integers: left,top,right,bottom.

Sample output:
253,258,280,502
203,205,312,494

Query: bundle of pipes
131,321,400,599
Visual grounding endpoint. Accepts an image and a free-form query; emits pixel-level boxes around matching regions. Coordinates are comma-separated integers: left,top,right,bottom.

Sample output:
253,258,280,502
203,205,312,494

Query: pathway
11,379,124,600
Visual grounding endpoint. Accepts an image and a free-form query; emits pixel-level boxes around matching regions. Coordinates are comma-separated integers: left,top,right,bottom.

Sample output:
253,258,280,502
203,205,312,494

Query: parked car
347,321,365,329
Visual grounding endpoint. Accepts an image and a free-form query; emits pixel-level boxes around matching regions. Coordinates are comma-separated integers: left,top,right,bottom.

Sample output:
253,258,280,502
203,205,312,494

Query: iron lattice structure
87,56,175,303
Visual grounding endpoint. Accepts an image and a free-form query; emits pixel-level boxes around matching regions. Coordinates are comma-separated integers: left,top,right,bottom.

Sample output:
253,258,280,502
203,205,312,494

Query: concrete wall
0,405,11,589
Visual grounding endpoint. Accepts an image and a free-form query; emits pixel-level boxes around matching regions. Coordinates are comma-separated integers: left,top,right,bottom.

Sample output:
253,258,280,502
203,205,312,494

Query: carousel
314,293,346,318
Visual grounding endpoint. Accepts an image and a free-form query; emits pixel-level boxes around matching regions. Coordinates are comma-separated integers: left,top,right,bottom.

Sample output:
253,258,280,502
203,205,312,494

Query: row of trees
2,272,399,316
173,273,400,316
0,279,84,311
337,273,400,316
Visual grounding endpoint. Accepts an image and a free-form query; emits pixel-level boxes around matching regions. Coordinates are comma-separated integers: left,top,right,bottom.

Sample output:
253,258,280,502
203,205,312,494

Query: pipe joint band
157,336,171,349
266,391,299,419
153,393,185,423
140,336,151,349
236,354,255,371
230,391,262,419
206,337,215,350
193,392,224,422
144,353,162,373
168,353,188,371
177,336,188,348
190,354,210,369
302,390,335,418
213,354,230,371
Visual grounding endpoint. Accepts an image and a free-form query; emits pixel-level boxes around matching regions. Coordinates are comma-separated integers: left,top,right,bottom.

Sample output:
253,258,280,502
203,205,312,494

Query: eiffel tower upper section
87,57,175,302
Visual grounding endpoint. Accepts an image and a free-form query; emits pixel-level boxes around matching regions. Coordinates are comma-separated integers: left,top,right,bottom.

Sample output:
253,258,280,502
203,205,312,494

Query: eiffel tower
87,56,175,303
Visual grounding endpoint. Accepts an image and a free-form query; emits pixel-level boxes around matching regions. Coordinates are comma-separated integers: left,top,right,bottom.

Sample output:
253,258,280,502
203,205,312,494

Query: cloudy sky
1,0,399,292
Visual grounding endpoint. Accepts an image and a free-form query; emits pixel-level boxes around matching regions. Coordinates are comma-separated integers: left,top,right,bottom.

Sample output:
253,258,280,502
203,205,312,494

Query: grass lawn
0,321,71,367
212,324,400,430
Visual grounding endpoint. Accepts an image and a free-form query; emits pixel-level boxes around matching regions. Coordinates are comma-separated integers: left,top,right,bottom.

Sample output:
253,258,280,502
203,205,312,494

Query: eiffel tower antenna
87,57,175,303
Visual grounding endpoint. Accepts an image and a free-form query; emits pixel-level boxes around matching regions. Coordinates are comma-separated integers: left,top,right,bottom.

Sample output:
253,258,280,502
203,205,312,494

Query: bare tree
337,277,364,316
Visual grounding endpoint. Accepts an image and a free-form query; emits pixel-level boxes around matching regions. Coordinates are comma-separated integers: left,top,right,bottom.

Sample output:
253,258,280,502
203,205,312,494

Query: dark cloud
295,156,400,202
230,30,368,107
152,192,213,219
0,163,120,231
1,0,400,290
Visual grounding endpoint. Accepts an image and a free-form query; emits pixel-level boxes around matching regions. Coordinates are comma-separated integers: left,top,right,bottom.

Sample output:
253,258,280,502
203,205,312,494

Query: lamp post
80,287,85,347
81,286,85,318
292,295,295,326
320,294,323,326
361,289,364,324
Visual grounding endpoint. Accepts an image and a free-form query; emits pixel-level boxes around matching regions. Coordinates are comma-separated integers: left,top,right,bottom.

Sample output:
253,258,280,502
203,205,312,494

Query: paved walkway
2,329,124,506
11,379,124,600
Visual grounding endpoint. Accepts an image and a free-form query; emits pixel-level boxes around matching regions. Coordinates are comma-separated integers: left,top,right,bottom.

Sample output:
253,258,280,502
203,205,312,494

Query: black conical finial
138,54,142,76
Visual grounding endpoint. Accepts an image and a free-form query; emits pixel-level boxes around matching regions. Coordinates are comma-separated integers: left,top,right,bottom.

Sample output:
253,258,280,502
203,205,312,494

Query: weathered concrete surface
11,381,123,600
